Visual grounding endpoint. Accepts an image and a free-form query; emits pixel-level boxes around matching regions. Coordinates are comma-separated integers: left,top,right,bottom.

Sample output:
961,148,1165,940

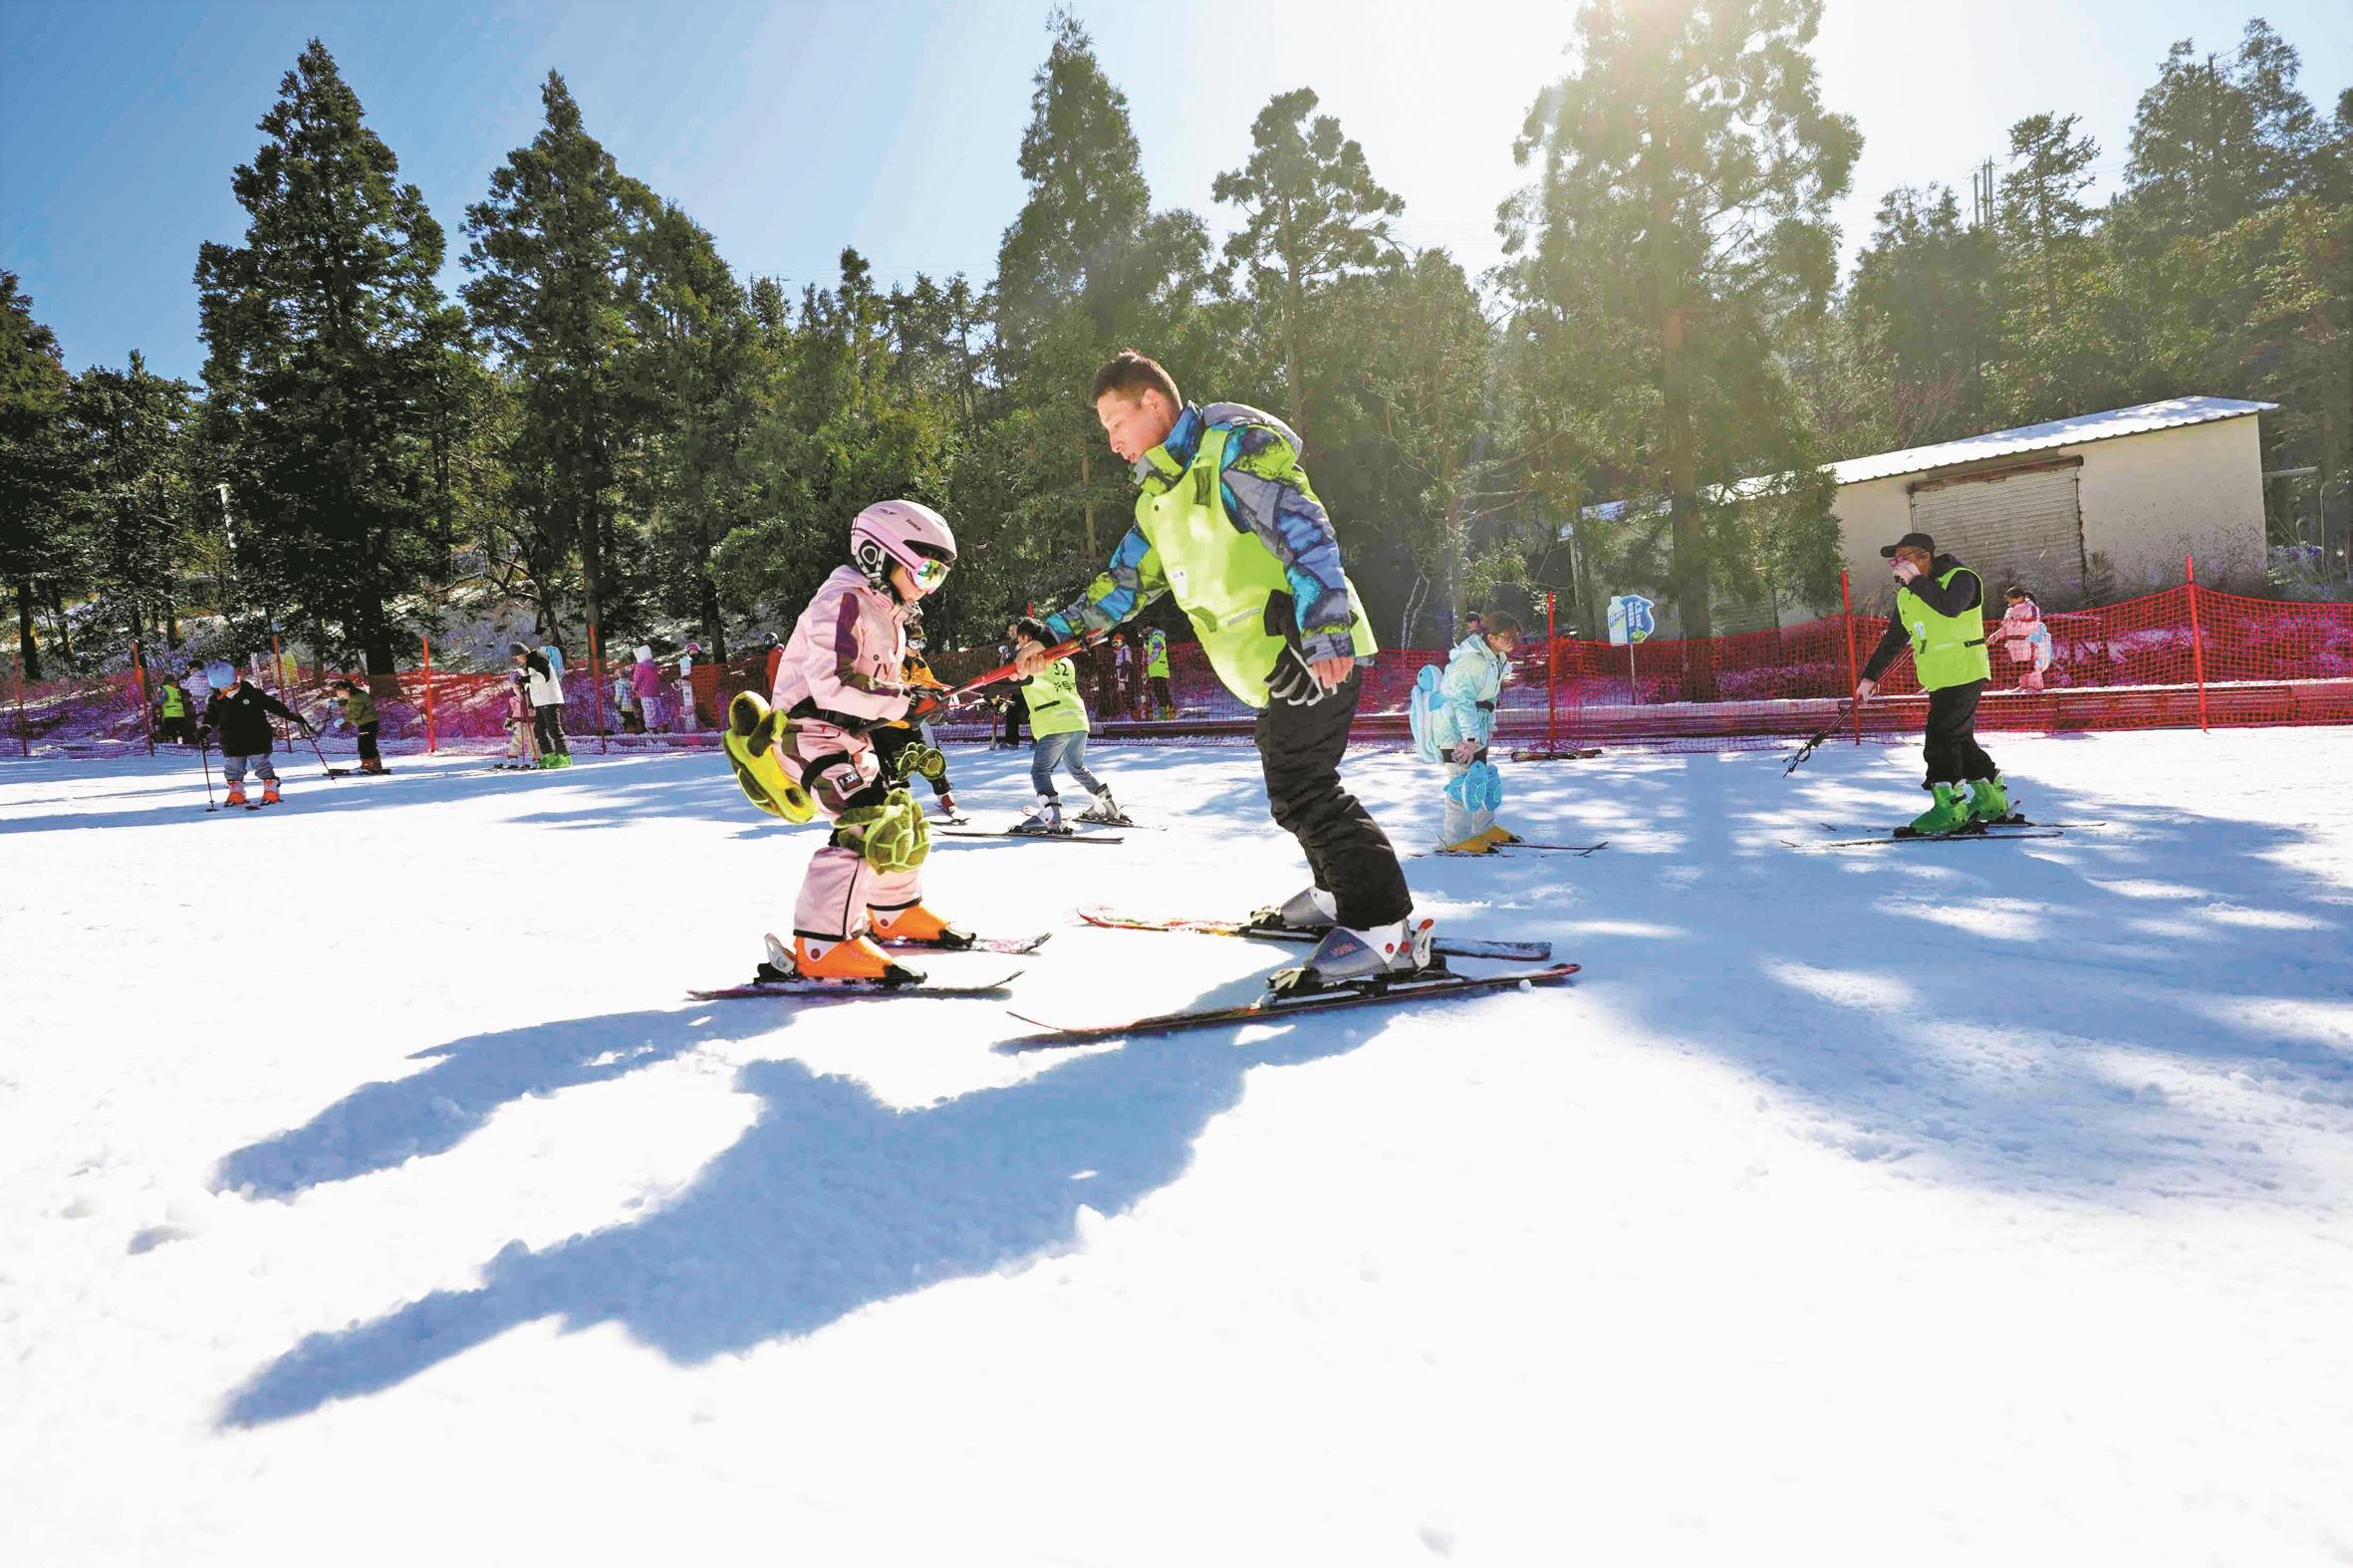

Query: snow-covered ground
3,728,2349,1566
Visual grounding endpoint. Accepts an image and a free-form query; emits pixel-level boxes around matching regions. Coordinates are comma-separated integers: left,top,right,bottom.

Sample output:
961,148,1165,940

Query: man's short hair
1092,351,1180,408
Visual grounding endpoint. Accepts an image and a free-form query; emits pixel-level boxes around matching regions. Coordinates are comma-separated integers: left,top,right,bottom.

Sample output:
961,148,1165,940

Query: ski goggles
903,543,954,593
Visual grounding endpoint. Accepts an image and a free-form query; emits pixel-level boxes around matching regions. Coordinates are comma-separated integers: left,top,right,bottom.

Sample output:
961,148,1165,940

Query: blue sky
4,0,2349,383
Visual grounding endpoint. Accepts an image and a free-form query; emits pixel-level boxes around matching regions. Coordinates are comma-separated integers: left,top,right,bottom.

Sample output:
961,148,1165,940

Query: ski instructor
1016,350,1430,988
1853,530,2009,834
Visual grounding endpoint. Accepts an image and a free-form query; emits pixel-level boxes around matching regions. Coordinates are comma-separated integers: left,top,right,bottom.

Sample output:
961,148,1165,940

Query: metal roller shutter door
1908,465,2083,598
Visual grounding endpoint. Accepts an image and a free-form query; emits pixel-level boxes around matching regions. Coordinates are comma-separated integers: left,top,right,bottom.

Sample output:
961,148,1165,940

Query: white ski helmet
850,500,957,596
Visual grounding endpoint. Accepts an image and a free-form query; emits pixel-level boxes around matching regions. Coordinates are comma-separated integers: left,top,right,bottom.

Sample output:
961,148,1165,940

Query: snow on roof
1829,396,2275,486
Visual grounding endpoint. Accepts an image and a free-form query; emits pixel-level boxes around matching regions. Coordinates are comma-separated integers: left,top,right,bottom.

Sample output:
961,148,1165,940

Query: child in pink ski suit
768,500,963,982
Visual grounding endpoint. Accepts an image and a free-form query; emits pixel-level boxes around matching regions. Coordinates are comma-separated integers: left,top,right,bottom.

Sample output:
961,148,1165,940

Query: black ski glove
1266,645,1330,708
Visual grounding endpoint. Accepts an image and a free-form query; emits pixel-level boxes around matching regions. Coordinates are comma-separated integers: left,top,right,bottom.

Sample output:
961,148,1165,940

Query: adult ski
1792,827,2067,849
1076,905,1551,962
1814,816,2105,834
1006,962,1581,1046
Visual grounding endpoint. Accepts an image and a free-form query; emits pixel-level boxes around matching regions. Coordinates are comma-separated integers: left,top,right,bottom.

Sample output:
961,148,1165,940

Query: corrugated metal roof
1828,396,2275,486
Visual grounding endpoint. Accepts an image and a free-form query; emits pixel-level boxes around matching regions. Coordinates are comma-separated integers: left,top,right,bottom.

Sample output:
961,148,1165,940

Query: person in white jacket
508,642,572,767
1411,611,1523,853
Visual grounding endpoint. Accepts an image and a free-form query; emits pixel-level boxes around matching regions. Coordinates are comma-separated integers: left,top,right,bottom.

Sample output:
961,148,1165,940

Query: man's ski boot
1269,918,1438,996
1906,782,1974,836
869,901,975,950
261,779,282,805
1966,775,2010,824
1012,798,1065,836
1076,787,1131,827
780,933,925,986
1247,885,1338,933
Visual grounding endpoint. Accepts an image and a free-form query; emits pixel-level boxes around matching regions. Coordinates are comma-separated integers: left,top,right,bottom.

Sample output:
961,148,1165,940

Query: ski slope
3,729,2349,1566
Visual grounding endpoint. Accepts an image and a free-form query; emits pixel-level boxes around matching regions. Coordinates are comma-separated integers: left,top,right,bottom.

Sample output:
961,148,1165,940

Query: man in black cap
1853,530,2007,833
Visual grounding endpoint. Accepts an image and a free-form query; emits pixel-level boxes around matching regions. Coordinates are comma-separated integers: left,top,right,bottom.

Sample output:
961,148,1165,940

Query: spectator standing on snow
2000,585,2054,692
329,678,386,773
632,645,665,732
198,658,308,806
1144,626,1173,719
612,661,641,733
1855,531,2009,833
181,660,213,721
509,642,572,767
156,675,196,745
677,642,701,730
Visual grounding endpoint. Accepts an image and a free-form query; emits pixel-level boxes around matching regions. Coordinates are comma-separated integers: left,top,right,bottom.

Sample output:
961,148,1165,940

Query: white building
1825,396,2273,609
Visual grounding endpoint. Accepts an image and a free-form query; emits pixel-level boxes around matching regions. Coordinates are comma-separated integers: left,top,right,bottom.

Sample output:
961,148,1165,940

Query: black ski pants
1922,679,1997,787
1255,666,1411,929
534,702,569,758
356,723,381,767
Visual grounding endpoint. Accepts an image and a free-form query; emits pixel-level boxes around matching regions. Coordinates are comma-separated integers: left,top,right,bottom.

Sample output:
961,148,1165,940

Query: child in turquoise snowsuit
1411,613,1522,852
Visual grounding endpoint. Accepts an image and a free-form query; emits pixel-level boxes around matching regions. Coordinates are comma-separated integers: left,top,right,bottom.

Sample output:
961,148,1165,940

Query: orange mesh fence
9,583,2350,758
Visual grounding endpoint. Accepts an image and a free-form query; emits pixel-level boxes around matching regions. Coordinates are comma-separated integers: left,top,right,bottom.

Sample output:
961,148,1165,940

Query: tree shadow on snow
1415,742,2353,1203
216,990,1381,1429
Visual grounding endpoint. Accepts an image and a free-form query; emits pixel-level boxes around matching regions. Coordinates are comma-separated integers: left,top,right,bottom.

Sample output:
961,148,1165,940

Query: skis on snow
1076,905,1552,963
1417,840,1608,859
1006,961,1581,1046
1793,824,2067,849
934,827,1126,845
685,929,1041,999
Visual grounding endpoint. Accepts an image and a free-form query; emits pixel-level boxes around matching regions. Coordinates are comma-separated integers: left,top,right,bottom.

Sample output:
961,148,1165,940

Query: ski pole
908,629,1109,721
1785,698,1854,777
301,725,335,777
200,737,218,812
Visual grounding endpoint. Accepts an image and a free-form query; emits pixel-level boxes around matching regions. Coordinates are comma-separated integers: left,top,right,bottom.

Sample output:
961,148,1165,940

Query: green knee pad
837,787,929,872
890,740,946,784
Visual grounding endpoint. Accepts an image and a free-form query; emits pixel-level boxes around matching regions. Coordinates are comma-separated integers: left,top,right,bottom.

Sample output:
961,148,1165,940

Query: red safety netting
9,581,2350,758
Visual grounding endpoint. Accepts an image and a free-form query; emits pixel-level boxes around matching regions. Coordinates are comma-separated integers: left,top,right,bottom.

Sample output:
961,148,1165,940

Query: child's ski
1418,840,1608,859
881,931,1052,956
1508,746,1603,761
689,970,1023,1000
1076,905,1551,962
1814,816,2105,834
1006,962,1580,1046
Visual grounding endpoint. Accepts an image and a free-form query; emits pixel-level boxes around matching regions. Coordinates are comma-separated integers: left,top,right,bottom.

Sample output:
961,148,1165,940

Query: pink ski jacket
772,565,913,727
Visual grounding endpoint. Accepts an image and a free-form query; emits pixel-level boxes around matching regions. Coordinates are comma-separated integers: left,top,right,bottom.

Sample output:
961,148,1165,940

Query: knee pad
838,787,929,873
1474,760,1502,812
1444,769,1476,808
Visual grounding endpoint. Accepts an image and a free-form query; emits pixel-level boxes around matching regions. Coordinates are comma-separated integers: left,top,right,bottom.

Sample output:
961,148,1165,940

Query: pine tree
1212,88,1405,429
194,40,464,679
462,71,652,653
2119,20,2324,253
1847,183,1996,444
65,353,199,657
0,272,75,678
1508,0,1859,691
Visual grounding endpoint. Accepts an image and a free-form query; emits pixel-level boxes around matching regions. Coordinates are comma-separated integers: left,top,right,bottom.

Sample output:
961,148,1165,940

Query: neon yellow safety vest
1134,424,1376,708
1145,630,1169,678
1896,565,1992,691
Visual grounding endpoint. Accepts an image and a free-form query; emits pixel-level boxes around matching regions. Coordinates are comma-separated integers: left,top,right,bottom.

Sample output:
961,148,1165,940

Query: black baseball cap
1880,531,1935,558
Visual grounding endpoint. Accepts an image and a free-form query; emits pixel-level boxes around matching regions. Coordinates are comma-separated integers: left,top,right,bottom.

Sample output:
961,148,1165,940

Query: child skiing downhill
1008,618,1123,834
1018,351,1427,990
197,659,308,806
729,499,966,984
1412,611,1522,853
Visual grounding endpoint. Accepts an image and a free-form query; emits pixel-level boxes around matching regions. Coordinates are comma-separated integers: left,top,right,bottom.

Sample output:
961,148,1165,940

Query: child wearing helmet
197,657,309,806
735,499,966,984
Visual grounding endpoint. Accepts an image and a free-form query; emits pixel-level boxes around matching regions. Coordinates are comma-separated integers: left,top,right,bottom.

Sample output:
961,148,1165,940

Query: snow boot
1272,918,1438,994
1248,885,1339,932
869,901,974,950
1967,775,2010,824
791,933,924,985
1908,782,1974,835
1012,798,1065,836
261,779,282,806
1076,787,1129,826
